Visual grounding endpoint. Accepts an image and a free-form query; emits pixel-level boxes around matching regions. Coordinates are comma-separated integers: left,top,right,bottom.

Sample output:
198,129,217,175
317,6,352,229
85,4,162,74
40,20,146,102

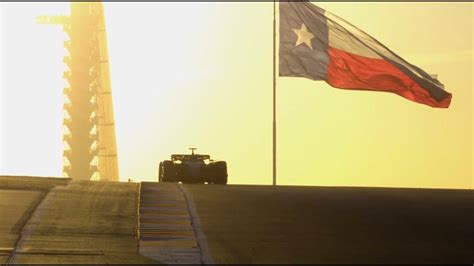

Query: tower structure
38,2,119,181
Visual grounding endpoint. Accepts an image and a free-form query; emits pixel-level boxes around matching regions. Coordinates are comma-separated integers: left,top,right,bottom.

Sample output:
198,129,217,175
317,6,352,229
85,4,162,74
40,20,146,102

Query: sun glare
0,2,472,188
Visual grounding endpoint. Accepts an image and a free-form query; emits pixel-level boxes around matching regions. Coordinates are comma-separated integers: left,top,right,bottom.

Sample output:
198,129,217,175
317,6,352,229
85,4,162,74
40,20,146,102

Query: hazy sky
1,2,472,188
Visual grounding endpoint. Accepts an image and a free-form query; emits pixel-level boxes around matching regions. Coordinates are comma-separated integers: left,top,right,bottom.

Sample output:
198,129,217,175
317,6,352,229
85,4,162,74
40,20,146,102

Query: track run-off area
1,176,473,264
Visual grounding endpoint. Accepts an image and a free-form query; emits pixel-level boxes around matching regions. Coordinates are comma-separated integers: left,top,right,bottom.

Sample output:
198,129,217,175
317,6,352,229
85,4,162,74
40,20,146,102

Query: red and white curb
138,182,205,264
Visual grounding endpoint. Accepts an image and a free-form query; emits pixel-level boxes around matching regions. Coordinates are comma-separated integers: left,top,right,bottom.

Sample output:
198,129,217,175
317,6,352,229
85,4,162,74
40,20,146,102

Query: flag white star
292,23,314,50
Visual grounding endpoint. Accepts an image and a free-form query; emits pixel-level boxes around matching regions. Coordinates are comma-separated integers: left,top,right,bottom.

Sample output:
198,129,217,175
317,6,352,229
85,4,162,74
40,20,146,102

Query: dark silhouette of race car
158,148,227,184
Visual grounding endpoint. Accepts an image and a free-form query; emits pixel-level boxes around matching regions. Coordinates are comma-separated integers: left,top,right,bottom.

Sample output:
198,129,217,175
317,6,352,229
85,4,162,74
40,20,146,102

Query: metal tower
38,2,119,181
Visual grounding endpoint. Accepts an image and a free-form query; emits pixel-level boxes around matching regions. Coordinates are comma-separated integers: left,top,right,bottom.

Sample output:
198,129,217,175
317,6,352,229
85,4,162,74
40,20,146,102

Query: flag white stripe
324,10,443,89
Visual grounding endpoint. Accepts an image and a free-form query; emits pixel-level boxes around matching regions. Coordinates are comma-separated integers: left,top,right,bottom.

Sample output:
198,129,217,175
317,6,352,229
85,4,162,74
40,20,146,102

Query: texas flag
279,2,452,108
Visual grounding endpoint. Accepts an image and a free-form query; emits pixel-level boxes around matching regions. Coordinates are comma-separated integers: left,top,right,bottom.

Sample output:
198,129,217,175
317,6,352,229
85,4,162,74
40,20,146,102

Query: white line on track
179,184,214,265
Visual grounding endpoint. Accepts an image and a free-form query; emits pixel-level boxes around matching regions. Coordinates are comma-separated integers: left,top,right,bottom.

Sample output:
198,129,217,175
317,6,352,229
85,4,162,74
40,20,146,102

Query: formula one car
158,148,227,184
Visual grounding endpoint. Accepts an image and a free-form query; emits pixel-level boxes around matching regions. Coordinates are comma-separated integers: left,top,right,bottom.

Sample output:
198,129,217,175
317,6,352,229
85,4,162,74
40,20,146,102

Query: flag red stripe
326,47,452,108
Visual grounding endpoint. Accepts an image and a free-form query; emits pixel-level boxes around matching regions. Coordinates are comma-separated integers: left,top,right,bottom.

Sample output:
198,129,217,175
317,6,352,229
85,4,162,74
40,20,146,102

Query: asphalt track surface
183,184,474,264
1,176,473,264
0,176,69,263
1,177,155,264
0,190,44,263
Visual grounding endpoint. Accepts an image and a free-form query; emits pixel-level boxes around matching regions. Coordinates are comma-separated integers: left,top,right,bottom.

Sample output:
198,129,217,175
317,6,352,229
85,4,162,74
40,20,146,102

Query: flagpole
272,0,277,186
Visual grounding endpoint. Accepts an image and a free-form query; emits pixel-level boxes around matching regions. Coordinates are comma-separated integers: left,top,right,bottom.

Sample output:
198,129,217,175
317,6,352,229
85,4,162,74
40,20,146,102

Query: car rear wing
171,154,211,161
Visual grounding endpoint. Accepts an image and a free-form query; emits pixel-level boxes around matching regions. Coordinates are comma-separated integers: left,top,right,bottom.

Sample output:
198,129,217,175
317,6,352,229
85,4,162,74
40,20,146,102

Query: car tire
162,160,175,182
158,162,163,182
214,161,228,185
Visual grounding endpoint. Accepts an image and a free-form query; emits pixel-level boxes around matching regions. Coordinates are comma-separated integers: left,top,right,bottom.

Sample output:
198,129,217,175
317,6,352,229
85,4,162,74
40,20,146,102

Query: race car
158,148,227,184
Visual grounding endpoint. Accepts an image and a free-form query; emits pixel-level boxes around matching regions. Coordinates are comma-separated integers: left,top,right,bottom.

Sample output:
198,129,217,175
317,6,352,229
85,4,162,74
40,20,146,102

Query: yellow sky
0,2,472,188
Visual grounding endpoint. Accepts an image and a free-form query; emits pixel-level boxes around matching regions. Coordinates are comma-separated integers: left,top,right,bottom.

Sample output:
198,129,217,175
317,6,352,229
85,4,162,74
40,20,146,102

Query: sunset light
1,2,472,188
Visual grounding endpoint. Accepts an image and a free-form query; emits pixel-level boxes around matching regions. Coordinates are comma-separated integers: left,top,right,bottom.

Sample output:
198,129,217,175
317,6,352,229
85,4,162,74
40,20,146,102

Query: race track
1,176,473,264
183,184,474,264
